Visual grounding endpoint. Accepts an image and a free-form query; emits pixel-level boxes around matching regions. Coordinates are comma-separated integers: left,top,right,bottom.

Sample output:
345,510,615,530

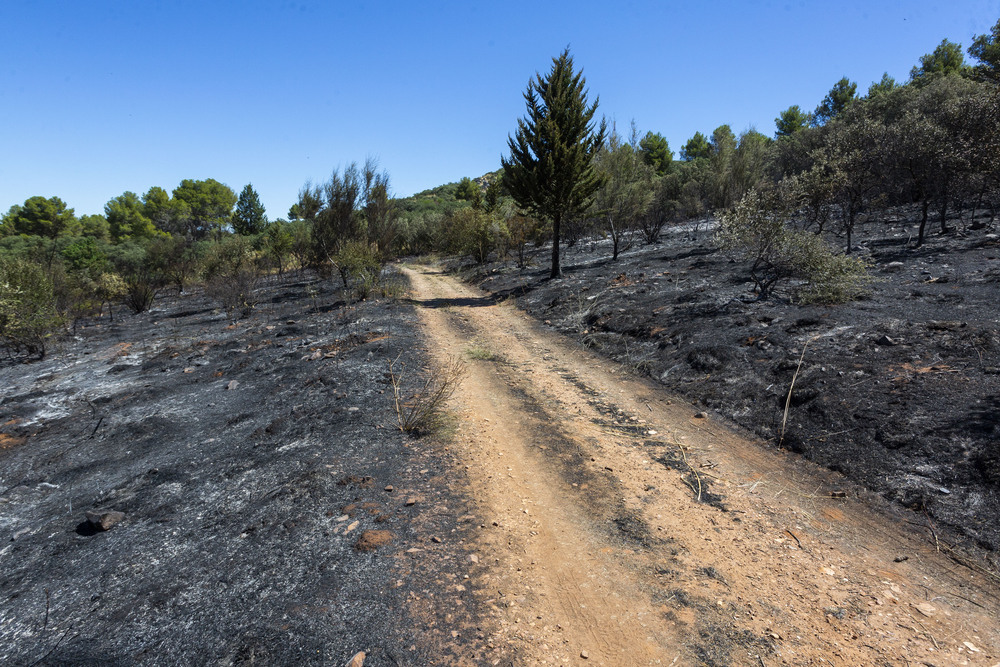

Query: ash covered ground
0,272,496,666
466,216,1000,556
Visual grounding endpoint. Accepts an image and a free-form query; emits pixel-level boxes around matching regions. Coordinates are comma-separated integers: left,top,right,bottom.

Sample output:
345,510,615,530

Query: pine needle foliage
502,49,606,278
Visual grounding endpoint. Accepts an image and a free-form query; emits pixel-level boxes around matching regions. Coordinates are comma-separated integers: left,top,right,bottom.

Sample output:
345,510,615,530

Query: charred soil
0,272,497,666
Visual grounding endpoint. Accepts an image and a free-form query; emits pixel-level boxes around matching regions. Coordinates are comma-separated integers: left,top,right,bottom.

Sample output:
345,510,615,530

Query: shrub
716,188,872,303
96,272,127,319
793,236,874,304
203,235,260,318
123,269,159,313
443,208,508,264
0,257,64,358
332,240,382,298
389,356,466,435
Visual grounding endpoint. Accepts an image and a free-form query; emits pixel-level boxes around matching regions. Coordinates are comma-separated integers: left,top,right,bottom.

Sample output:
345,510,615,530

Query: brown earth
404,264,1000,666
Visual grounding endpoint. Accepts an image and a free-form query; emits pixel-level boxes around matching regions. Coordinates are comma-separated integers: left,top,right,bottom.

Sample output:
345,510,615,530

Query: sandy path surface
404,265,1000,666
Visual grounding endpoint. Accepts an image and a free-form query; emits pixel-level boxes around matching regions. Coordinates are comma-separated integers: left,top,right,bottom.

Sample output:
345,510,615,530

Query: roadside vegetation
3,21,1000,360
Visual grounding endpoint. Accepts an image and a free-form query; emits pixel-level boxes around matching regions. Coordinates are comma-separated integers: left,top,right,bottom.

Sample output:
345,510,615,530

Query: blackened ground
0,271,498,666
464,215,1000,556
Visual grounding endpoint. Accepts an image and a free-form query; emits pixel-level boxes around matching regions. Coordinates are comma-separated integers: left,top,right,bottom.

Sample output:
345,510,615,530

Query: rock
694,412,708,419
347,650,366,666
580,650,589,659
345,520,359,534
914,602,936,617
469,554,479,563
876,335,898,346
354,530,394,552
823,606,846,620
405,497,417,506
85,510,125,531
384,485,394,493
431,536,442,543
883,261,905,272
225,380,239,390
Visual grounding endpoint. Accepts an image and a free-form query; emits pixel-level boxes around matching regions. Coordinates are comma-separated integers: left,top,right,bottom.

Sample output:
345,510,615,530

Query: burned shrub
203,236,261,318
686,345,731,373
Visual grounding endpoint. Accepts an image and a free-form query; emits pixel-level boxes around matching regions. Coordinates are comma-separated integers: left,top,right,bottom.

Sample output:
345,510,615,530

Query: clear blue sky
2,0,998,219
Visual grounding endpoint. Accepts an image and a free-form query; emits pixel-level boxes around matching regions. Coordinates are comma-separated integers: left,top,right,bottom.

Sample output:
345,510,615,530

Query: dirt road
403,265,1000,666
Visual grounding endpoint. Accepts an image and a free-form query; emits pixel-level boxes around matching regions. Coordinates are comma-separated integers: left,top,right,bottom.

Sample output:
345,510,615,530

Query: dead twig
675,440,702,502
779,335,819,448
784,529,803,549
27,623,77,667
905,611,940,649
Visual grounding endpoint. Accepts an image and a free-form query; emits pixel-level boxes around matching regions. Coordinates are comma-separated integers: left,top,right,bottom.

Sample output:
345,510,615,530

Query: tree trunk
845,210,854,254
610,215,620,261
550,212,562,279
971,183,986,230
917,200,930,247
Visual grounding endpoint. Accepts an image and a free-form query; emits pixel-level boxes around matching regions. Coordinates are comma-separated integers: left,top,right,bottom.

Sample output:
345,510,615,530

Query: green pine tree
232,184,267,236
502,49,606,278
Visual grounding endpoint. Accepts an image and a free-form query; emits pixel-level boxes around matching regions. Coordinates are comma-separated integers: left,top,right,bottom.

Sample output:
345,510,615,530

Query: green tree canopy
454,177,479,201
9,196,77,238
61,236,109,275
232,183,268,235
969,19,1000,81
867,72,899,97
775,105,810,137
78,214,110,241
105,191,160,243
0,206,20,236
142,186,180,233
290,181,323,222
172,178,237,239
638,131,673,176
501,48,606,278
911,39,968,84
680,131,711,161
814,77,858,125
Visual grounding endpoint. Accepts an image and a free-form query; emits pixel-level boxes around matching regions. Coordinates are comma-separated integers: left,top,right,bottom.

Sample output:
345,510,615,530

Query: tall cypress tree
232,184,267,236
502,49,606,278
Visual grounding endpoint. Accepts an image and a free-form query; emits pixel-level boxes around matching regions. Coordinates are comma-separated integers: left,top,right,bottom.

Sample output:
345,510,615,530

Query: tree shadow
407,295,499,309
935,395,1000,439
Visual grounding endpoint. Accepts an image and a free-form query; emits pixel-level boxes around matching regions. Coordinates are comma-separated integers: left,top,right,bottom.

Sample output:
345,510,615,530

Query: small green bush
791,233,874,304
0,257,64,358
717,189,872,303
332,241,382,298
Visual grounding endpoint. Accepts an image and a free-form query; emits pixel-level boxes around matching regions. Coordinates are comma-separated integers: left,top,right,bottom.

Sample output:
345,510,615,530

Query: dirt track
405,264,1000,666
